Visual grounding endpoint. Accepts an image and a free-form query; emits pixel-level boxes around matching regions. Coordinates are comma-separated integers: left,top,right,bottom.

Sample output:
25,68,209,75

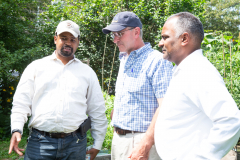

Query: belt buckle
116,128,126,135
116,128,120,135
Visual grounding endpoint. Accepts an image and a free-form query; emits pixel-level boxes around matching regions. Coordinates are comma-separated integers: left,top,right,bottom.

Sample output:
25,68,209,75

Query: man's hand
86,148,100,160
8,132,24,156
129,98,164,160
128,142,150,160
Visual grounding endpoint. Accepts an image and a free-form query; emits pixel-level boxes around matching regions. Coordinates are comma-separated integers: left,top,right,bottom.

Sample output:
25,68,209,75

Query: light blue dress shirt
112,43,173,132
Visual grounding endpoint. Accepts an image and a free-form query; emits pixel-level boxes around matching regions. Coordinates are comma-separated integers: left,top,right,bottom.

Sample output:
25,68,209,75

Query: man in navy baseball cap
102,11,142,34
102,12,172,160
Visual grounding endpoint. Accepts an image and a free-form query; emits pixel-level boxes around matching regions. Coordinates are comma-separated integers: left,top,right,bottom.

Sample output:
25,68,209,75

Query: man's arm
129,98,163,160
185,72,240,159
9,63,35,155
85,69,108,158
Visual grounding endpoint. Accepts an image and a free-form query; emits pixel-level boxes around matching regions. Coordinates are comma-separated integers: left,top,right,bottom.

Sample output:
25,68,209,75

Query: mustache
60,44,73,57
62,45,73,50
161,47,166,52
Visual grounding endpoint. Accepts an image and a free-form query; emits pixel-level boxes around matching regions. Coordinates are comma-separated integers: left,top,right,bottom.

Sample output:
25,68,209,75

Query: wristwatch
11,129,22,135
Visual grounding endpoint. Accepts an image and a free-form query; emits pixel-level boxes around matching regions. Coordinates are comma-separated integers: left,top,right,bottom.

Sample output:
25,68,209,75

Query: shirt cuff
11,122,24,135
93,140,104,150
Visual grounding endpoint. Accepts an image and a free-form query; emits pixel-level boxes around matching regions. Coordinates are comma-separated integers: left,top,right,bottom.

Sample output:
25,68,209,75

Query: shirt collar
133,42,151,58
50,51,80,63
173,49,203,76
119,52,128,59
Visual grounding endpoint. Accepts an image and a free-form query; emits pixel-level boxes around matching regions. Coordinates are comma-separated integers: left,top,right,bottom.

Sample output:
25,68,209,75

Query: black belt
115,127,143,135
33,128,80,138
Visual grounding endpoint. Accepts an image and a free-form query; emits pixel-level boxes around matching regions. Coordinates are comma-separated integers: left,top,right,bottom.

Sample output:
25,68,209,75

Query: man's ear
181,32,190,46
134,27,141,38
54,36,57,44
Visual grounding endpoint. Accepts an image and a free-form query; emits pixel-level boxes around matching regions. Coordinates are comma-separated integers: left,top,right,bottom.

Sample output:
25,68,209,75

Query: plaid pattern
112,43,173,132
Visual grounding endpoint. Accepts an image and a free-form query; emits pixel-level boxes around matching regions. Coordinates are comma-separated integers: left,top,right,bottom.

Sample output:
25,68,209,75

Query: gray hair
140,28,143,38
167,12,204,43
128,27,143,38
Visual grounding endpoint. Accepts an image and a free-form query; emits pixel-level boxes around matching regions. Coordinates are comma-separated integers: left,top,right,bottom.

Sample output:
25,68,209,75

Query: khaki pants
221,150,237,160
111,131,162,160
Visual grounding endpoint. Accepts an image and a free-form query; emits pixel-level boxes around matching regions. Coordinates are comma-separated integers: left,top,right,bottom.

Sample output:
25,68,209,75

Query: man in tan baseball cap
9,20,107,160
55,20,80,38
54,20,80,62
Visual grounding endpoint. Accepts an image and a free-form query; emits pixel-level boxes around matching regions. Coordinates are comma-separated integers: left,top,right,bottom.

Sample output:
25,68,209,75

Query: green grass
0,136,27,160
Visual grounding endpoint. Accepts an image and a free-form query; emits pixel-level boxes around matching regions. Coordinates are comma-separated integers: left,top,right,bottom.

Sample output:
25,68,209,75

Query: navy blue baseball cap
102,11,142,34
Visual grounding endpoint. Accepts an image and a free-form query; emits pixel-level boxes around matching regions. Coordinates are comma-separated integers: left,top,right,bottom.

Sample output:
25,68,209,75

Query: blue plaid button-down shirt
112,43,173,132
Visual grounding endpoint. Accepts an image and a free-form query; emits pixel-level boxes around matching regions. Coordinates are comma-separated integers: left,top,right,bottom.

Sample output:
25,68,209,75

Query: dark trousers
24,129,87,160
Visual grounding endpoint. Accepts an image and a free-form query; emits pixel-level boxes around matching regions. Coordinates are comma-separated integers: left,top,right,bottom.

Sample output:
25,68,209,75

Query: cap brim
57,29,79,38
102,24,126,34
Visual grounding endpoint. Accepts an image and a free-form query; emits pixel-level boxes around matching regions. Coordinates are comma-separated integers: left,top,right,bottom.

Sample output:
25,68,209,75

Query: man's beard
60,45,73,57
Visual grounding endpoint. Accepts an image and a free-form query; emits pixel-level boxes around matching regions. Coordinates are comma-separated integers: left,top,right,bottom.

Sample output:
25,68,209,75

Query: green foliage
202,32,240,108
203,0,240,39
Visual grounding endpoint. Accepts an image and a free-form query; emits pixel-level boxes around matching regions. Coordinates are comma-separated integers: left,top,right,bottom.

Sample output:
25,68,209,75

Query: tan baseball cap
55,20,80,38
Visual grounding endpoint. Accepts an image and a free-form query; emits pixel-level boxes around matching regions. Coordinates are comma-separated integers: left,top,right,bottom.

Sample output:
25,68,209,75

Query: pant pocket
28,130,45,142
73,132,87,142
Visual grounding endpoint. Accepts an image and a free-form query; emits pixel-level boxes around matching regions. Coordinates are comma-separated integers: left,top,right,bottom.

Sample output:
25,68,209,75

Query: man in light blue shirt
102,11,173,160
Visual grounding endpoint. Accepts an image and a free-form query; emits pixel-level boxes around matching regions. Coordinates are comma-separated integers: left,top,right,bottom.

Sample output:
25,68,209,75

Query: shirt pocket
126,75,148,92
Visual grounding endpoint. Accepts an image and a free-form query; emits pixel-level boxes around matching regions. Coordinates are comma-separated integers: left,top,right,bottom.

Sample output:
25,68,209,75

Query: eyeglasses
110,27,135,39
